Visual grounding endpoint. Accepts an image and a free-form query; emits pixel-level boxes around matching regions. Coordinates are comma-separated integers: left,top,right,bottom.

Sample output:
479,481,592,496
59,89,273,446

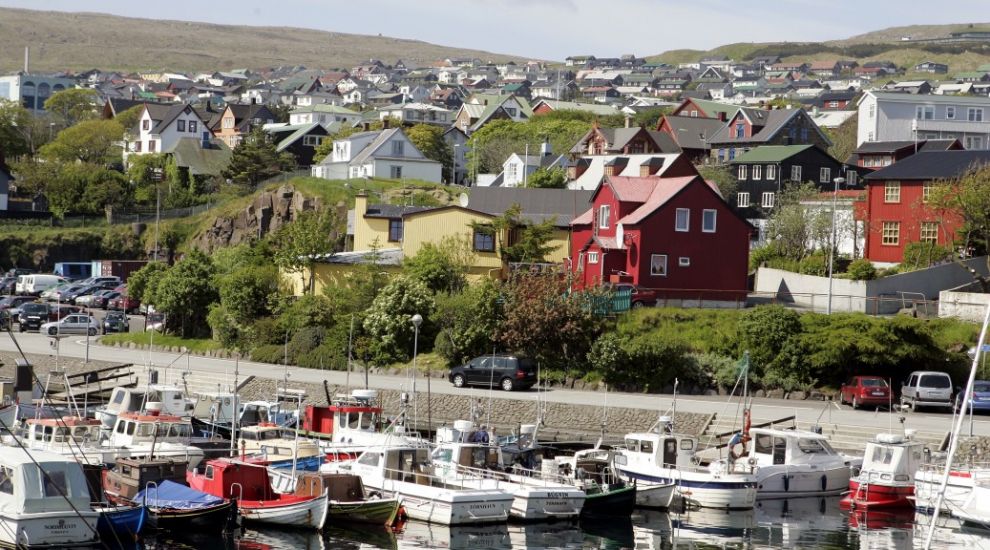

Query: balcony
915,119,990,134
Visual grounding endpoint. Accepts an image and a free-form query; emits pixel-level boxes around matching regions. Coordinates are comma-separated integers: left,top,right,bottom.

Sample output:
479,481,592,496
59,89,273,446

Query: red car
611,283,659,308
839,376,892,409
108,293,140,314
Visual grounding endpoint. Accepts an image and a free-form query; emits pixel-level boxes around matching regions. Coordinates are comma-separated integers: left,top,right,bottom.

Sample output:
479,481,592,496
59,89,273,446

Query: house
452,94,532,133
376,102,452,127
443,127,470,185
915,61,949,74
954,72,990,83
807,90,858,111
311,126,442,182
708,107,831,163
808,61,841,77
165,137,232,180
289,104,362,128
530,99,619,117
861,150,990,264
847,139,963,175
481,142,567,188
125,103,210,163
655,115,725,162
0,73,74,112
568,153,697,190
571,123,680,157
670,98,741,121
265,123,330,167
568,173,752,303
211,103,276,148
883,80,933,95
856,90,990,148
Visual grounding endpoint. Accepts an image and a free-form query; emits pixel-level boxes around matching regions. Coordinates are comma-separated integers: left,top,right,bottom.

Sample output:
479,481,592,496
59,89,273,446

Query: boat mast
924,302,990,549
230,354,239,458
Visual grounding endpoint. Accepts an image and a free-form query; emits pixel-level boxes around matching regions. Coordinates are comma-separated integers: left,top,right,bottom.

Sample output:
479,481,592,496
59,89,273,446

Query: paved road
0,331,985,439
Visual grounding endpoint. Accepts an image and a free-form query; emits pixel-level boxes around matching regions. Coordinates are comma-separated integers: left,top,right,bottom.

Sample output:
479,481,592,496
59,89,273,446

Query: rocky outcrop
191,185,318,253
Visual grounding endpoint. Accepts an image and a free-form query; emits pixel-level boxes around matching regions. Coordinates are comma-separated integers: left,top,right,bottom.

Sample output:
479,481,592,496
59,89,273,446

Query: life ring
728,432,748,460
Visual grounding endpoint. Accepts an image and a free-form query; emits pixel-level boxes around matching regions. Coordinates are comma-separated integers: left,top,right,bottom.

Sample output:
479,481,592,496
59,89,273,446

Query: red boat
297,389,419,461
840,431,924,510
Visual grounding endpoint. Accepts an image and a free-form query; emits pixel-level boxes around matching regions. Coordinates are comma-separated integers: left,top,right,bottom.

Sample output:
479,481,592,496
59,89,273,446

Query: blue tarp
134,480,224,509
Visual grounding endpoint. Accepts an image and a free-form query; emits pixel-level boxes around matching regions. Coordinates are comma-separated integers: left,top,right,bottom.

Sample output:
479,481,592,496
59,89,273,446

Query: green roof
730,144,814,163
167,138,232,176
292,104,360,115
688,98,742,119
954,72,988,79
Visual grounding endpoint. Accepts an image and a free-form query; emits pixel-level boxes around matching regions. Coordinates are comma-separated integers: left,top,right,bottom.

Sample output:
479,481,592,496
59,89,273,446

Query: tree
115,105,145,136
154,250,218,338
928,164,990,291
434,281,503,366
764,183,833,261
696,164,737,201
477,204,559,263
0,100,32,158
127,262,169,306
362,276,436,364
403,235,472,294
221,126,294,187
526,167,567,189
44,88,99,128
737,305,801,379
467,117,591,174
272,209,345,294
40,119,124,165
405,124,452,178
825,114,858,166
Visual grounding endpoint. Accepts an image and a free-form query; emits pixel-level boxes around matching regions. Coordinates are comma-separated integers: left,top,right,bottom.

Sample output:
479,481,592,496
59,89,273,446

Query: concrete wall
755,268,868,312
939,285,990,322
869,257,990,314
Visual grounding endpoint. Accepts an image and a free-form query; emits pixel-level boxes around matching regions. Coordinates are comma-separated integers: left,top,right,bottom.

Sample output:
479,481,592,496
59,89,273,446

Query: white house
125,103,210,163
311,127,442,182
289,104,361,128
377,102,452,126
857,90,990,148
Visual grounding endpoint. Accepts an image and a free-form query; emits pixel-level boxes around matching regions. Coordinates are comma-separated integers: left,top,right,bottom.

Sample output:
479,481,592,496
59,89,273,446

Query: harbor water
137,496,990,550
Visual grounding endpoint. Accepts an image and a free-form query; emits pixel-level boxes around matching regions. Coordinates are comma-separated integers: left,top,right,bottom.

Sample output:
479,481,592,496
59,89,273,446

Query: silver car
40,314,100,337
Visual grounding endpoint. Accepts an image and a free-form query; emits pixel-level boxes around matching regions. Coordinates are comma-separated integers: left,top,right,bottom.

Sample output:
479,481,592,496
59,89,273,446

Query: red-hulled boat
840,431,924,510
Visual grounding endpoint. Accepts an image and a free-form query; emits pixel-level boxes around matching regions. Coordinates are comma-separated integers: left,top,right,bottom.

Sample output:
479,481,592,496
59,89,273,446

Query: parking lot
5,302,146,335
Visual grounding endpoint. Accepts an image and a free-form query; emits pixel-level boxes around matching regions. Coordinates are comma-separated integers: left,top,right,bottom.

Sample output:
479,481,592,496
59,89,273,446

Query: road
0,330,986,439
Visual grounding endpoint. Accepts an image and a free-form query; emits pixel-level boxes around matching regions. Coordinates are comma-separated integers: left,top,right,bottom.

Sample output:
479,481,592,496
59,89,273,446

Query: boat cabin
301,389,382,437
23,417,102,450
239,424,295,442
355,446,434,484
187,459,277,501
860,432,924,482
432,420,502,472
99,388,146,422
102,457,188,501
109,412,194,448
0,447,93,514
239,401,296,427
745,428,841,467
621,432,699,470
296,472,366,502
192,392,237,425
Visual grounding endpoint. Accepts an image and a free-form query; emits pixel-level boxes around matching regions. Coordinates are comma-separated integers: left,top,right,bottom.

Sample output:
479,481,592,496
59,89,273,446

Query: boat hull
620,469,757,510
581,484,636,518
840,479,914,509
145,501,235,533
96,505,148,540
240,496,328,529
327,498,401,525
367,478,512,526
509,487,583,521
914,469,977,513
754,466,850,499
0,510,100,548
634,481,676,509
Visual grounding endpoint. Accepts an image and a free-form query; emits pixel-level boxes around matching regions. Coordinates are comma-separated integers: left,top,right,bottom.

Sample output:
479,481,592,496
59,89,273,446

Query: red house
570,173,753,303
861,150,990,264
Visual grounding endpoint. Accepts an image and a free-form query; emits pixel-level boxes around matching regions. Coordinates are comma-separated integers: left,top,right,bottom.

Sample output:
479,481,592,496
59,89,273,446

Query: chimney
355,193,369,219
624,115,632,128
717,112,727,122
382,118,390,130
24,47,30,73
540,137,552,158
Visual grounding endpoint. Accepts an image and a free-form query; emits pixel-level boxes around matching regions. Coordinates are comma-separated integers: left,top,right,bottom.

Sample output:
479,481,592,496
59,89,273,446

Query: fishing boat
913,463,990,513
95,385,195,430
431,420,585,521
134,479,236,532
187,458,328,529
550,448,649,516
238,424,324,471
840,431,924,510
95,504,148,541
616,417,758,509
295,472,402,526
341,443,515,525
0,447,101,547
104,413,207,467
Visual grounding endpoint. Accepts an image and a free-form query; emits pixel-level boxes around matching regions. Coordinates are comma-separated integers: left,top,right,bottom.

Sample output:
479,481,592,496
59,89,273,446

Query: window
820,167,831,183
884,181,901,203
800,128,809,141
42,470,67,498
737,165,747,180
847,171,857,186
702,209,717,233
881,222,900,245
142,119,150,131
761,192,775,208
946,106,956,120
303,135,323,147
766,164,776,180
650,254,667,276
388,219,403,242
473,229,495,252
737,192,750,207
867,131,874,142
690,110,698,117
735,122,745,138
391,140,405,156
505,107,517,117
189,121,197,133
728,148,736,160
506,163,518,181
752,165,761,180
389,165,402,179
828,101,838,108
675,208,689,232
968,108,984,122
790,165,802,182
922,181,932,202
678,257,691,267
868,104,875,118
915,105,934,120
148,140,156,153
134,141,142,153
588,252,599,264
223,117,234,129
965,136,984,149
599,205,610,229
921,221,939,243
177,119,186,132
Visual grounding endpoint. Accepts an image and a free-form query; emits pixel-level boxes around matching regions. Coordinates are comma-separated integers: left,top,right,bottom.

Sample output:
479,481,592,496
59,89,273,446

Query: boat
187,458,328,529
340,443,515,525
295,472,402,526
550,448,646,516
238,424,324,471
431,420,585,521
134,479,236,532
95,504,148,541
616,417,758,510
840,431,924,510
190,391,237,439
0,446,101,547
913,463,990,513
95,385,195,430
104,412,207,468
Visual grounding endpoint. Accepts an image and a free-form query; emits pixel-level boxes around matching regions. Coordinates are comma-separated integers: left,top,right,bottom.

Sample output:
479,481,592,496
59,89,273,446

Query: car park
102,311,130,334
47,284,87,303
0,295,35,313
108,292,141,315
76,289,117,308
40,314,99,336
839,376,892,409
16,303,50,332
901,370,953,412
90,291,121,309
47,304,82,321
62,284,101,304
19,274,65,296
448,354,538,392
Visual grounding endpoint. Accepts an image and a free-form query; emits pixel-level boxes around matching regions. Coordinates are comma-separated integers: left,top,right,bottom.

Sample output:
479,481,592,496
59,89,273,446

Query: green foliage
362,276,436,364
825,113,858,164
901,241,953,271
42,163,130,218
433,281,503,366
748,244,779,271
696,163,738,201
43,88,99,128
272,209,344,294
405,124,452,178
525,167,567,189
689,352,741,390
115,105,145,136
221,126,294,187
250,344,286,364
846,258,878,281
287,326,325,362
403,236,471,294
738,305,801,378
153,250,218,338
467,117,590,174
100,226,143,258
478,204,560,264
0,99,34,157
40,119,123,165
277,294,337,333
797,253,828,276
765,183,833,261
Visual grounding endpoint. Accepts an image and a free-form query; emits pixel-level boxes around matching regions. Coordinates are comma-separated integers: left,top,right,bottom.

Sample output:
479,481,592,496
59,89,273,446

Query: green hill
0,7,529,73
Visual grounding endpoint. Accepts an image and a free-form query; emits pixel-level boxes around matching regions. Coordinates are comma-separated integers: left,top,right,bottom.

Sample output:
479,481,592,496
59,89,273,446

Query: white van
13,276,28,295
21,275,64,296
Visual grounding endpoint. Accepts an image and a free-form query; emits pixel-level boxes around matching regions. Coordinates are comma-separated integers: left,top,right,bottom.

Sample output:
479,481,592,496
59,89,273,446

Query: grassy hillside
833,23,990,45
0,7,528,73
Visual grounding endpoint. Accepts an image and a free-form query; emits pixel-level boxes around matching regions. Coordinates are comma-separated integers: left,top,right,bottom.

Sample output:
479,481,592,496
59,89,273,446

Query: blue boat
265,454,324,472
96,504,148,541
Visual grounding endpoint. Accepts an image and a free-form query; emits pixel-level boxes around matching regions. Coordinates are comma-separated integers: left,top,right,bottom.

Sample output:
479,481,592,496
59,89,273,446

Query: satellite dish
458,193,469,208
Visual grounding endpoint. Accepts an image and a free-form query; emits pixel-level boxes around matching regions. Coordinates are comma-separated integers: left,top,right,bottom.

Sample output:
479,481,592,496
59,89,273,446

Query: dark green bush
250,344,286,364
287,326,325,362
798,253,828,276
846,258,877,281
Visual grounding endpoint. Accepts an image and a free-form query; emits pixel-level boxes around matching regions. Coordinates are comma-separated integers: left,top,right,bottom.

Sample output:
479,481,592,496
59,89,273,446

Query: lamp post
411,313,427,434
451,144,461,185
827,176,846,315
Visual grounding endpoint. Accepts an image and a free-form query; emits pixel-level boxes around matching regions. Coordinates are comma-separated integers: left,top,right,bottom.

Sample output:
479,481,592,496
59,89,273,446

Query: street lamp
411,313,427,433
826,176,846,315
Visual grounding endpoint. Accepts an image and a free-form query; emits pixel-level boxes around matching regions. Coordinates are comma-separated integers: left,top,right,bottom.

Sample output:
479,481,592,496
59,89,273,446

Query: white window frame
820,167,831,184
702,209,717,233
598,205,610,229
968,108,984,122
847,171,858,187
946,106,956,120
916,105,934,120
738,165,747,180
790,165,802,182
766,164,776,180
965,136,984,149
737,192,750,208
881,221,900,246
761,192,775,208
588,251,599,264
650,254,667,277
678,257,691,267
884,181,901,203
674,208,690,232
920,221,939,243
752,165,761,180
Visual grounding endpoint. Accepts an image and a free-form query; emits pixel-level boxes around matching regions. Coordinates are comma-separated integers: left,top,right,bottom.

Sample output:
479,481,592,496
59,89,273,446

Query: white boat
556,448,675,509
951,479,990,528
95,385,195,429
914,463,990,513
431,420,585,521
616,418,758,510
238,424,323,471
714,427,857,498
342,444,514,525
0,446,100,547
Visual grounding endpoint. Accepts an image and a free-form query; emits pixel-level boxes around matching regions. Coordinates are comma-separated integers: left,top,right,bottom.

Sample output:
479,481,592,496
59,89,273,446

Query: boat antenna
924,302,990,549
231,353,240,458
671,378,679,431
486,345,496,431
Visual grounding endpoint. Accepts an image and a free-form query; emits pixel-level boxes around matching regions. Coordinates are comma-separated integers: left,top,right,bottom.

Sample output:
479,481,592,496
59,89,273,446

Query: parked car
76,289,117,308
0,295,34,313
102,311,130,334
91,291,121,309
955,380,990,414
19,274,65,296
40,314,99,336
901,371,953,411
839,376,892,409
48,304,82,321
145,312,165,332
109,292,141,315
63,284,100,304
40,282,73,301
610,283,659,308
47,284,87,303
448,354,538,392
0,276,16,295
16,302,50,332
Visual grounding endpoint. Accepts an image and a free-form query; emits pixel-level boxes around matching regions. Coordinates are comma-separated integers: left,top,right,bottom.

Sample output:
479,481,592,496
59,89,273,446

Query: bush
846,258,877,281
277,295,336,333
247,317,282,347
738,306,801,377
250,344,286,364
798,253,828,276
689,352,741,390
287,326,325,362
902,242,953,271
749,244,781,271
296,342,348,370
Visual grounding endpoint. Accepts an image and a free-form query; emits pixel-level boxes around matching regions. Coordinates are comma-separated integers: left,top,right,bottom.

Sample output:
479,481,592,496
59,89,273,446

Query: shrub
689,352,741,390
738,305,801,377
287,326,325,362
250,344,286,364
247,317,282,347
748,244,781,271
797,253,828,276
846,258,877,281
902,242,953,271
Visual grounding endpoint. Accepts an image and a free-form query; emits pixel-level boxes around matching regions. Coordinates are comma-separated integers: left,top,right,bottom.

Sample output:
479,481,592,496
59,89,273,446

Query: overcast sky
2,0,986,60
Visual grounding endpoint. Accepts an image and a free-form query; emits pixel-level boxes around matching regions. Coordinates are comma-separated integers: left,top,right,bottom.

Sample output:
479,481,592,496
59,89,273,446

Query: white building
377,102,452,126
0,73,74,112
311,127,442,182
857,90,990,149
124,103,210,163
289,104,361,128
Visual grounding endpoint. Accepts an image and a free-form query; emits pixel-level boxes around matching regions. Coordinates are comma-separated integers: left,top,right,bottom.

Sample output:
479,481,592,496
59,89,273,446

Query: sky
2,0,988,60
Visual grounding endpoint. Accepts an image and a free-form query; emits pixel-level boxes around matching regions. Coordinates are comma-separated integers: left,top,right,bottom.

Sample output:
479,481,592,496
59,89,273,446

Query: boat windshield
797,438,833,454
432,448,453,463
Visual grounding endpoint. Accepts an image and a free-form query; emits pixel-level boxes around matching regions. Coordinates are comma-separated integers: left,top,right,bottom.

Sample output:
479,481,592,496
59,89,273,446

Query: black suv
102,311,130,334
449,354,538,392
17,302,49,332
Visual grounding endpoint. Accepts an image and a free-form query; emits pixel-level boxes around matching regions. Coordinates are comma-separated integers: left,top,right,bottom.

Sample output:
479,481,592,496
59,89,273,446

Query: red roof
620,176,703,225
608,176,661,203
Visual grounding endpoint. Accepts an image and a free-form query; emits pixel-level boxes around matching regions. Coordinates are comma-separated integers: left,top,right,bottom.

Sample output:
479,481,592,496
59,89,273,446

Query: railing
382,464,504,491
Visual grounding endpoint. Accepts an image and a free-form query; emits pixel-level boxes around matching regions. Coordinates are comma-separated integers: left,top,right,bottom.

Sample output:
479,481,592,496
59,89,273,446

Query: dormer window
599,205,610,229
189,121,198,133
